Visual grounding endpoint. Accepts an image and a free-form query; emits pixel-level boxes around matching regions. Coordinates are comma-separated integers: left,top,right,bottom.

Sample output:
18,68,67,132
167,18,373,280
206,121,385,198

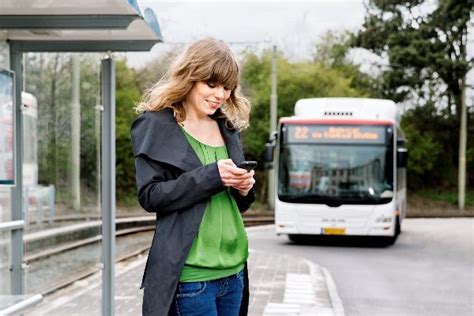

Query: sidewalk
27,226,344,316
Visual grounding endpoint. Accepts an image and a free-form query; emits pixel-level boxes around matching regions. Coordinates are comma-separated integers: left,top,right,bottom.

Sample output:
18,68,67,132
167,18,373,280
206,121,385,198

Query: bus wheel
383,235,398,246
395,216,401,236
288,234,302,243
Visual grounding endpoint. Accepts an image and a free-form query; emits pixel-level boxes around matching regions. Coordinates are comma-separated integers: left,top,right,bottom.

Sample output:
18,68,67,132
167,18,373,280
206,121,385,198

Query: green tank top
179,128,248,282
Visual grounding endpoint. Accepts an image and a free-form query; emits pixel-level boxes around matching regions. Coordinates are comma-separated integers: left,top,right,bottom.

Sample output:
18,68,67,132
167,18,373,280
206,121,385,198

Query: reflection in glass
23,53,102,294
0,231,11,294
278,144,394,205
0,70,14,186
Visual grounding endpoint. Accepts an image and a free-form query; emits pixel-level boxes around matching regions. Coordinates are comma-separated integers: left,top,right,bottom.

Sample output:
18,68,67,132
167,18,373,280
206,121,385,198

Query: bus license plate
322,228,346,235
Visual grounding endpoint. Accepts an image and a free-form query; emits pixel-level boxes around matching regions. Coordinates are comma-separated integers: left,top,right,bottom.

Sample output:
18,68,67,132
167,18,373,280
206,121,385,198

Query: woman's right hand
217,159,248,187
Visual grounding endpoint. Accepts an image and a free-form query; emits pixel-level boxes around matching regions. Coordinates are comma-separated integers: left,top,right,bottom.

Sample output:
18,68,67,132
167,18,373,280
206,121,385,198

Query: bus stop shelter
0,1,162,314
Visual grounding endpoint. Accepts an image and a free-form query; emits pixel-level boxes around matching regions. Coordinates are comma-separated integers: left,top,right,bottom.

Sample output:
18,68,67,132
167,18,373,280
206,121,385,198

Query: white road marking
263,303,300,315
263,264,345,316
263,273,318,316
283,273,316,305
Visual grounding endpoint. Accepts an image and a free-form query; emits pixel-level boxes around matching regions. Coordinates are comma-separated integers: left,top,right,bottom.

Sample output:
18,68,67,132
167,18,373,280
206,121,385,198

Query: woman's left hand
232,170,256,196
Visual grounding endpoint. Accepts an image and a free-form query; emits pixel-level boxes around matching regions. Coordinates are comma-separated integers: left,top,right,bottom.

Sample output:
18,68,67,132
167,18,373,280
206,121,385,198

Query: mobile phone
237,161,258,171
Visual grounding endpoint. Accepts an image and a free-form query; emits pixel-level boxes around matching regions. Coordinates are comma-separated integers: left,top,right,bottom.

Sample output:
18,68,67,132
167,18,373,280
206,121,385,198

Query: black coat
131,108,255,315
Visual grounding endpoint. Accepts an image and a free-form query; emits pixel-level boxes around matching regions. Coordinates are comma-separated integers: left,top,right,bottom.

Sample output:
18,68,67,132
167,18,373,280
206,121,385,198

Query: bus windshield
278,124,394,205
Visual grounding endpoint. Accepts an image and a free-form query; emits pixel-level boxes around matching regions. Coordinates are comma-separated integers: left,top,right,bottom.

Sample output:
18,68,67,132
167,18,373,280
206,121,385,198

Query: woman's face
184,81,232,117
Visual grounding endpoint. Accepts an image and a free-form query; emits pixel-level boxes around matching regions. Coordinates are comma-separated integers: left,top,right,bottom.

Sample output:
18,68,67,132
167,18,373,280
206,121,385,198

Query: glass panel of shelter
23,53,102,295
0,40,12,295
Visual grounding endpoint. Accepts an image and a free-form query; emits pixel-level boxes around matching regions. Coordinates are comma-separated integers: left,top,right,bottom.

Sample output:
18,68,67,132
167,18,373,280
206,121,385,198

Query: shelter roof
0,0,163,52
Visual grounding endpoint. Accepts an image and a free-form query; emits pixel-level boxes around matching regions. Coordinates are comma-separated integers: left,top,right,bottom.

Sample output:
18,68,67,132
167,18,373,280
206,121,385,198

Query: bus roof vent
324,111,353,117
294,98,398,121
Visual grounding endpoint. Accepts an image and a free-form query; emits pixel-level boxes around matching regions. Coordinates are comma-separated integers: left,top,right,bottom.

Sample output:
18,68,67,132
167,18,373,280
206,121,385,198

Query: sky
126,0,472,106
126,1,368,68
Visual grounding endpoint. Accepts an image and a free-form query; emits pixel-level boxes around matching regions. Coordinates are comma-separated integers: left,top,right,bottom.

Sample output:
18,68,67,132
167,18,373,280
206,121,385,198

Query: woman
131,38,256,316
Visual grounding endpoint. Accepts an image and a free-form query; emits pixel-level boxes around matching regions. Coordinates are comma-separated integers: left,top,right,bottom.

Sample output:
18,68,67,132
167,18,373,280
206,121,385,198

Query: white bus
0,91,54,224
265,98,407,245
21,91,39,188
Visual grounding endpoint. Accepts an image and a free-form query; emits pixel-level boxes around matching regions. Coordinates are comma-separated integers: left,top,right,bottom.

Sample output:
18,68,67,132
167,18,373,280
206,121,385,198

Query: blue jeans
169,269,245,316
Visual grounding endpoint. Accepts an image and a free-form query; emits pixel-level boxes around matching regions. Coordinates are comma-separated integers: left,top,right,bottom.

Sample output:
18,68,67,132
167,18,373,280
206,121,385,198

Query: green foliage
26,54,66,199
136,49,179,92
401,123,442,188
25,54,142,206
314,31,379,98
79,57,101,192
401,101,460,189
114,53,180,205
415,189,474,207
352,0,473,190
353,0,472,110
25,54,103,205
314,31,349,67
115,60,142,204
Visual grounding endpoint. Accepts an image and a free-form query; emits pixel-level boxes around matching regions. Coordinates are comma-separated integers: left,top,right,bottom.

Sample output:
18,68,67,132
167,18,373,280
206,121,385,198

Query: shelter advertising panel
0,69,15,186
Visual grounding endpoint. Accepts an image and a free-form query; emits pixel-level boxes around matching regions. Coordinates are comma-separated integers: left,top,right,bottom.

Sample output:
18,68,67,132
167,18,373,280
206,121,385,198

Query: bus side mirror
264,143,275,165
264,130,278,170
264,143,275,170
397,148,407,168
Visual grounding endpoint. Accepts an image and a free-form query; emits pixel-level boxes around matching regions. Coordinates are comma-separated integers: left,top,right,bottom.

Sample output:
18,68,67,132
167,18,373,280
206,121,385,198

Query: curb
245,224,275,232
246,224,345,315
303,259,345,316
322,267,345,316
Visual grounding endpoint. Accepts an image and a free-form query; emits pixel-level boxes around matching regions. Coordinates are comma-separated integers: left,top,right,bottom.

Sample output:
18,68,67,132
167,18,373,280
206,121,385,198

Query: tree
115,60,143,205
352,0,473,191
136,49,179,92
25,53,102,206
400,102,445,189
353,0,472,109
314,31,380,98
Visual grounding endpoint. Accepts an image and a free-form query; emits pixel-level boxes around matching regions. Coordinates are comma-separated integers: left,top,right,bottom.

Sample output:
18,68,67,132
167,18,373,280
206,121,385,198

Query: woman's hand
217,159,256,196
232,169,255,196
217,159,248,187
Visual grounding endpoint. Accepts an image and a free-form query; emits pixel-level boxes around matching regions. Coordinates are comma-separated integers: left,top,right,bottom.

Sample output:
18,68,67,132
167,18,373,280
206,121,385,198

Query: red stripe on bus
280,118,394,125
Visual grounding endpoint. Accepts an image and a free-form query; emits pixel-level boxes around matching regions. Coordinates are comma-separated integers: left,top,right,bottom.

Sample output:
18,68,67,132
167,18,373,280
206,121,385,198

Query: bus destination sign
285,125,388,144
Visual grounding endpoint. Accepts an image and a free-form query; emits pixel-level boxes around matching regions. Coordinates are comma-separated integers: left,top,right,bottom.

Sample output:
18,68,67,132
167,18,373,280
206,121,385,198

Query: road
247,218,474,316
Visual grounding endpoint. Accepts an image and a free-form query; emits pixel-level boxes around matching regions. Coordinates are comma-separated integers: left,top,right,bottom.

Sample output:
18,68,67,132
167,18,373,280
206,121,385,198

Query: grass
117,192,140,207
412,189,474,208
248,200,273,213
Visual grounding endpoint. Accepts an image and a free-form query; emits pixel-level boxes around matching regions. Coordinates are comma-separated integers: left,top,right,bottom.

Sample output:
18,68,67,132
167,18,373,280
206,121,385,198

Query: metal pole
9,45,24,294
71,55,81,211
101,57,115,316
95,94,101,214
458,76,467,211
267,45,277,209
48,185,55,223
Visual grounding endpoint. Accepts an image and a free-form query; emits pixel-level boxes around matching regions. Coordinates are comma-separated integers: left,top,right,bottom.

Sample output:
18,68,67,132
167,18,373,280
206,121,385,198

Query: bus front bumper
275,222,395,237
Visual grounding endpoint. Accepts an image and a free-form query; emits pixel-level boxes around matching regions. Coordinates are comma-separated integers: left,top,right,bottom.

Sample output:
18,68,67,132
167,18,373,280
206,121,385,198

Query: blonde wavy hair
135,38,251,130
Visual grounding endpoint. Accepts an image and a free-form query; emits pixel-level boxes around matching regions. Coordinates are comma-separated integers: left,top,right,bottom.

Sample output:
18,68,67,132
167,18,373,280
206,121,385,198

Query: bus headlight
376,216,392,223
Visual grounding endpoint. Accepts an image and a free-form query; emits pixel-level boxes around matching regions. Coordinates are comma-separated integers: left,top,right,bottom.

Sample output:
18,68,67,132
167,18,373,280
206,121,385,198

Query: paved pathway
27,226,343,316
